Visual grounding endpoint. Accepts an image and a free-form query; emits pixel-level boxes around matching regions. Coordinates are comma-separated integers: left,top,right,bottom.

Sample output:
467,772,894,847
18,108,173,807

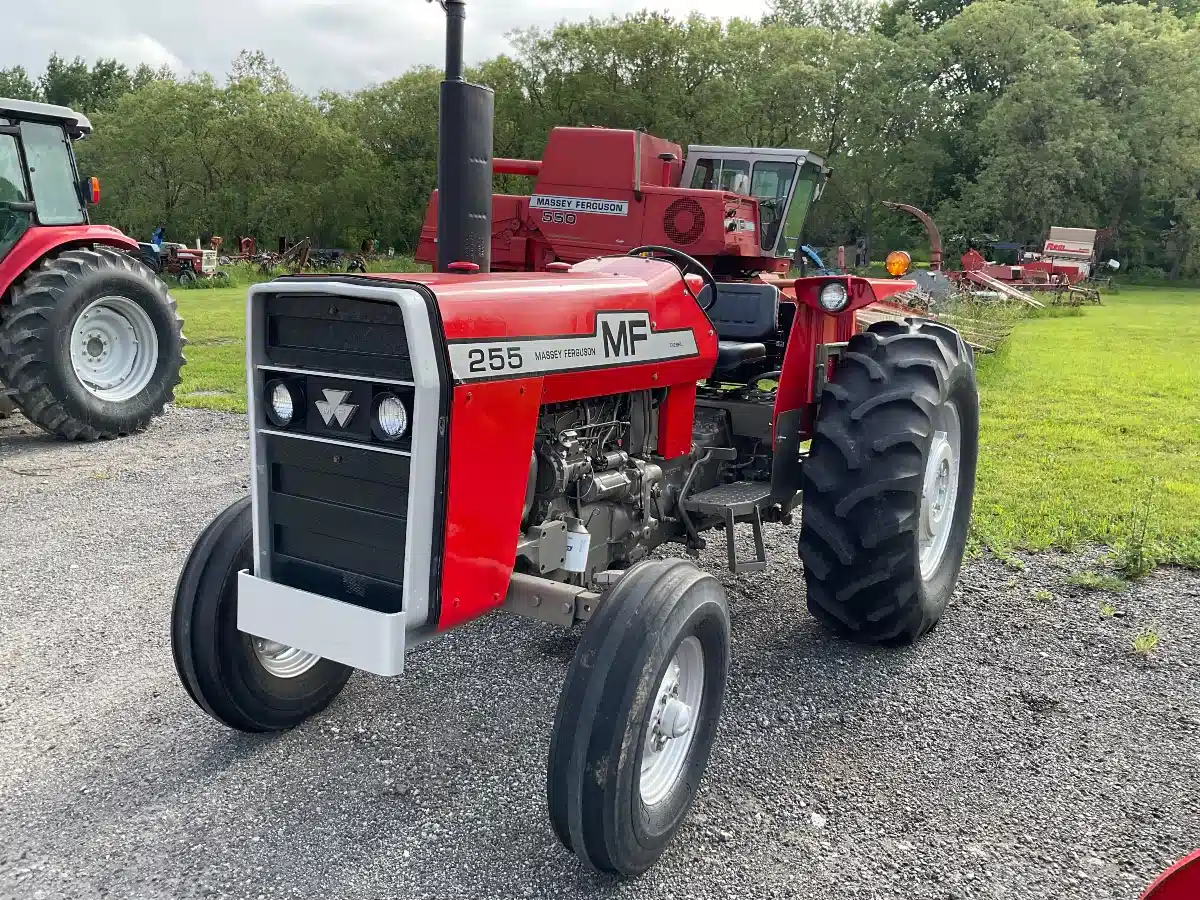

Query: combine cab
173,1,980,879
0,99,184,439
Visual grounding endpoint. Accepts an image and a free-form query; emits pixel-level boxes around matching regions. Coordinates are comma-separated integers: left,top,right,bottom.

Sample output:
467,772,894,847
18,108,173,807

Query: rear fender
768,275,916,498
0,225,140,299
791,274,917,316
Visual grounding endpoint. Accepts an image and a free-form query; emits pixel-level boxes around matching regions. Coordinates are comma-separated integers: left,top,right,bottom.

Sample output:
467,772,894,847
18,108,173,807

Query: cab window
0,132,30,260
20,121,85,226
751,161,797,252
689,158,751,194
774,166,821,259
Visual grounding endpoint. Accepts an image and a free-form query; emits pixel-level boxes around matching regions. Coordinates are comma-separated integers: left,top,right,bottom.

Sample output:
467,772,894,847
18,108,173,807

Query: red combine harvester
172,1,979,878
416,129,829,281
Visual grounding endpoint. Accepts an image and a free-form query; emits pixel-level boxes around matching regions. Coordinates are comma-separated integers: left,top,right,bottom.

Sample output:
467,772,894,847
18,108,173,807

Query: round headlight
373,393,408,441
818,281,850,313
265,379,297,427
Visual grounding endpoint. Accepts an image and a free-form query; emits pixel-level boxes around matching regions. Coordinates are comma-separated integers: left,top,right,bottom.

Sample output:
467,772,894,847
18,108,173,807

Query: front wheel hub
639,635,705,806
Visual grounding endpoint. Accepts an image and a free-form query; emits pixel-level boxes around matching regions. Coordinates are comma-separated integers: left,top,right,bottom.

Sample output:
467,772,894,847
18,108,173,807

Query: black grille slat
264,432,409,606
272,554,405,614
263,293,413,379
273,466,409,517
270,494,405,552
275,525,405,583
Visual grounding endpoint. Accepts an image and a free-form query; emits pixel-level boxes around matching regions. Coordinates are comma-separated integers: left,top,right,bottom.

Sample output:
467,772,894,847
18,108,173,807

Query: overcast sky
10,1,772,94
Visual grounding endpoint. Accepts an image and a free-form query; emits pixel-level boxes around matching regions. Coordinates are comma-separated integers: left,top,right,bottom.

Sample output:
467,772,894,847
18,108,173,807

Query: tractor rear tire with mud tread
172,497,353,732
0,246,185,440
798,318,979,644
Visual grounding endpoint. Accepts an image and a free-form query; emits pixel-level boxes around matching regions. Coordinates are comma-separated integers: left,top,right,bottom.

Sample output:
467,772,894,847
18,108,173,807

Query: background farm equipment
138,239,223,285
882,202,1118,309
0,98,184,440
173,0,980,880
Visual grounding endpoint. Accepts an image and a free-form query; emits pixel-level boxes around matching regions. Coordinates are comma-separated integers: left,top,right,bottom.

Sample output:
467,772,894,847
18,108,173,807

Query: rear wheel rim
252,638,321,679
919,401,962,581
69,296,159,402
639,635,705,807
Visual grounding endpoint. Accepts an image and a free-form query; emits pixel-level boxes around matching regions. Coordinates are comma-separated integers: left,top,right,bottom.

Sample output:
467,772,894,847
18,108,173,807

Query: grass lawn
172,284,1200,569
972,287,1199,569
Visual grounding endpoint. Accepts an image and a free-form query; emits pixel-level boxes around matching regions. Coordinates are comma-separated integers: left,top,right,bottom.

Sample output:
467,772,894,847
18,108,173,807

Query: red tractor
0,99,184,439
172,2,979,878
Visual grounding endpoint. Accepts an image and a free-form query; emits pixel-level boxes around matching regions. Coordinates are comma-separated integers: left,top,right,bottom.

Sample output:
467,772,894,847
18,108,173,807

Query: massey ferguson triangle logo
315,389,358,427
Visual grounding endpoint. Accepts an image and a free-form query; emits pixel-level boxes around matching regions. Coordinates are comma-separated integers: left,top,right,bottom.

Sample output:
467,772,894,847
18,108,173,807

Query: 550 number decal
467,346,524,373
541,211,577,225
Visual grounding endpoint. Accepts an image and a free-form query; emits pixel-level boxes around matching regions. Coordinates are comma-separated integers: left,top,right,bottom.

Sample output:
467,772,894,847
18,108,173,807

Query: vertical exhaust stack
435,0,494,273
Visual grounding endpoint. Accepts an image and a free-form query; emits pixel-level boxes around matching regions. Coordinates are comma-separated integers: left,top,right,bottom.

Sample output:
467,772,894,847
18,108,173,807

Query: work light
373,392,409,441
264,379,302,427
818,281,850,313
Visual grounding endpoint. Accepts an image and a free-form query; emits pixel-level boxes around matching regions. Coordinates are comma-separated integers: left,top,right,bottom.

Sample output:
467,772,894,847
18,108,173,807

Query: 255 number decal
467,346,524,374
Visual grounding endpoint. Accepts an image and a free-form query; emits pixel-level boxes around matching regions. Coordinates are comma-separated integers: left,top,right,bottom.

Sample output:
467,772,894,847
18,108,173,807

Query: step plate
684,481,772,514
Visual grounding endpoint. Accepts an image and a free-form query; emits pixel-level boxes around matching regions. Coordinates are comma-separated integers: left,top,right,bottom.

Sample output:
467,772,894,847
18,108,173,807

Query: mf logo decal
315,389,358,427
448,311,698,381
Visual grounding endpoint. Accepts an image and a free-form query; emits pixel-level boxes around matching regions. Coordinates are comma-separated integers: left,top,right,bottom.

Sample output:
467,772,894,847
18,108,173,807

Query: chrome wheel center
252,637,321,679
640,635,705,806
919,403,963,581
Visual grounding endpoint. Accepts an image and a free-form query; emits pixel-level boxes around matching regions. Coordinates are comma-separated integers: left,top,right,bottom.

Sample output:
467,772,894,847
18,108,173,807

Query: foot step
682,482,771,574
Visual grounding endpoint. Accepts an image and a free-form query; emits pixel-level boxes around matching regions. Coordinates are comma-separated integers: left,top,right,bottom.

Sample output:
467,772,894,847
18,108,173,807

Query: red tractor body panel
0,226,139,298
417,127,772,274
375,261,719,629
366,264,911,630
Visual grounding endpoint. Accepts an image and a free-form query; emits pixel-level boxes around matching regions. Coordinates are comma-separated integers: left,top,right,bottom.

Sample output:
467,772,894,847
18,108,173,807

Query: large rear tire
798,319,979,644
0,246,185,440
547,558,730,877
172,497,353,732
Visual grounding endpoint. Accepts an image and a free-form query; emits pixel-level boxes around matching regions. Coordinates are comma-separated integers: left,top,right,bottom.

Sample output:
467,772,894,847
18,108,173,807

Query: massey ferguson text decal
448,311,698,381
529,194,630,217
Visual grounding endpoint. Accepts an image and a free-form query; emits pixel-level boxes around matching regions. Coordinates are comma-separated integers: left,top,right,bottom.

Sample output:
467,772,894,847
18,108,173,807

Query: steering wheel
626,245,719,312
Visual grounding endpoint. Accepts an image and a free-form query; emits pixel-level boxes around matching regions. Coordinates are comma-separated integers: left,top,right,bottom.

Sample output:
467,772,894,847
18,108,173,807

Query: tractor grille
249,283,451,626
264,432,408,613
263,293,413,380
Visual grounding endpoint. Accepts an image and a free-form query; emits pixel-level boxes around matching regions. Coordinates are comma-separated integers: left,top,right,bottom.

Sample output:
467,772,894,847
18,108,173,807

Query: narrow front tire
171,497,353,732
547,558,730,877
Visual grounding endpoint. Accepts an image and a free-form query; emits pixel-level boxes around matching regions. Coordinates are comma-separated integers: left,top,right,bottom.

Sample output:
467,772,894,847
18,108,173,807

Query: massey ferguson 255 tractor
172,1,979,877
0,99,184,439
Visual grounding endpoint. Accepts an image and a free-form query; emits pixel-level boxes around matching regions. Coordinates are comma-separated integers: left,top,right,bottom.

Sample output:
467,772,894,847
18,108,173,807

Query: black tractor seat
717,341,766,371
700,282,780,377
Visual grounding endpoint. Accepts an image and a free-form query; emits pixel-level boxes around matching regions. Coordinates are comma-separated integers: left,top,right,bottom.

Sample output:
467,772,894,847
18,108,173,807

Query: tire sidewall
46,257,183,431
914,362,980,617
175,497,352,731
605,575,730,872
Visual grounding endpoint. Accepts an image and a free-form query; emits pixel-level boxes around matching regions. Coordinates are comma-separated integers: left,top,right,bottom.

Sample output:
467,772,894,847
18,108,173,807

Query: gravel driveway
2,408,1198,900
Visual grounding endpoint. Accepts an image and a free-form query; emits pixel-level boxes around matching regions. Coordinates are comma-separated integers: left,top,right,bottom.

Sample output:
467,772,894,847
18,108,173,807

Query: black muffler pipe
436,0,493,273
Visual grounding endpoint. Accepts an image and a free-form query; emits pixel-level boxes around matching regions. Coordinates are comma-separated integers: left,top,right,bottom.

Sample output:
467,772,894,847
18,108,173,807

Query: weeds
1131,629,1161,657
1033,589,1053,602
1066,571,1128,593
1114,479,1160,580
1099,601,1117,618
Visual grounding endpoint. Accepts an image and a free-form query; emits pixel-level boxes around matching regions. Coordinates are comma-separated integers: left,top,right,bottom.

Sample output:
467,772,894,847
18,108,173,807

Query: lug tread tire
0,246,185,440
172,497,353,733
547,558,730,878
799,318,979,644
